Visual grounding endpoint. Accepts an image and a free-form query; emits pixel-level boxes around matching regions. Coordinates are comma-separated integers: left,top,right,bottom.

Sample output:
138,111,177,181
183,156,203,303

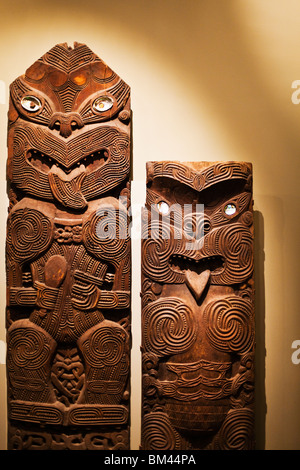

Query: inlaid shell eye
157,201,169,215
224,203,237,216
21,95,42,112
93,96,114,112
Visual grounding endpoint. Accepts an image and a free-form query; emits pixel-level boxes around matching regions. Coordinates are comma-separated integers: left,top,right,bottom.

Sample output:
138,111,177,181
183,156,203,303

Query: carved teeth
28,148,109,176
170,254,224,276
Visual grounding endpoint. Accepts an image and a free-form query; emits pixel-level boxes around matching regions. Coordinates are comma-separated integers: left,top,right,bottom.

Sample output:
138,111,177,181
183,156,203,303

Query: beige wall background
0,0,299,450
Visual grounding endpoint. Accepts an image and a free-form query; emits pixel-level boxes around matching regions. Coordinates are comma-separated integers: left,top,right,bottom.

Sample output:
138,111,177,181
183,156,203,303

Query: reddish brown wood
141,161,255,450
6,42,131,450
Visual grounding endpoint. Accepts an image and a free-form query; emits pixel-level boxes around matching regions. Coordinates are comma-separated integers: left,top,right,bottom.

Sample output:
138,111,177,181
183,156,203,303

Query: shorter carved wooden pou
6,43,131,450
141,161,254,450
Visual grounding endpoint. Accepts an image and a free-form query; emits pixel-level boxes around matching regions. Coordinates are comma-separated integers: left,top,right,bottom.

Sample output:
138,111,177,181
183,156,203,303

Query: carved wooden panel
141,161,255,450
6,43,131,450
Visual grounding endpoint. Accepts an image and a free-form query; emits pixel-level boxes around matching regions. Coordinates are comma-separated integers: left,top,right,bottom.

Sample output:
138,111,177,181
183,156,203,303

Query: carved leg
7,318,57,404
5,318,68,429
77,319,130,406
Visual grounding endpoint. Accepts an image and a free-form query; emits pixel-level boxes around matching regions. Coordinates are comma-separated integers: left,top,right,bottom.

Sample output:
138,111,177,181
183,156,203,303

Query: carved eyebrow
147,161,251,193
10,77,33,102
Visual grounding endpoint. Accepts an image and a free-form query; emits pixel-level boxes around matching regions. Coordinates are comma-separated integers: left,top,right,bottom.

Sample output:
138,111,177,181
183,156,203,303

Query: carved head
142,161,254,298
7,43,131,209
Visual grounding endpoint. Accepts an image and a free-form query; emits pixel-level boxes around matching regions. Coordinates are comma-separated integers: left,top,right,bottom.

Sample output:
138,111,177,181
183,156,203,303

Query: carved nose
49,112,84,138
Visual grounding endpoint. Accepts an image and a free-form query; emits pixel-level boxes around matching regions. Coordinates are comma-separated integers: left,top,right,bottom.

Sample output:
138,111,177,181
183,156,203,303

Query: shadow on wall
158,2,300,170
254,210,266,450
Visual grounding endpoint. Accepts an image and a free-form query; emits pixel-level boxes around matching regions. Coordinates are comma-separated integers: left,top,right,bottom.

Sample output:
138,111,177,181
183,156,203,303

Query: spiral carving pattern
203,296,254,354
81,326,127,368
8,326,52,369
7,208,53,263
82,206,129,264
206,224,253,285
240,210,253,227
142,218,184,284
215,409,254,450
142,412,181,450
143,297,196,357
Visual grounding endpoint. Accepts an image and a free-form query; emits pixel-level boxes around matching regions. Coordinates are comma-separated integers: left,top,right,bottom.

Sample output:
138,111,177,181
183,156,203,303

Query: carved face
141,161,255,450
142,161,254,289
7,42,131,210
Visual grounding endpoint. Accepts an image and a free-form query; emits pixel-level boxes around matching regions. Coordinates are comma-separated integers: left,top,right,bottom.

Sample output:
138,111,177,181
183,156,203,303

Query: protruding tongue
48,168,87,210
185,269,211,301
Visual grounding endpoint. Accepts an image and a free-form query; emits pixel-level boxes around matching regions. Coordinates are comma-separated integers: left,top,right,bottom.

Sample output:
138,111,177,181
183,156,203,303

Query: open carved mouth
26,149,109,175
170,254,225,301
170,254,224,275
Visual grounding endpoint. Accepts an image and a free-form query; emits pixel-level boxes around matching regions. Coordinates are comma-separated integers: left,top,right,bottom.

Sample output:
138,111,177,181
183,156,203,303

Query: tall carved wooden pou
6,43,131,450
141,161,254,450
